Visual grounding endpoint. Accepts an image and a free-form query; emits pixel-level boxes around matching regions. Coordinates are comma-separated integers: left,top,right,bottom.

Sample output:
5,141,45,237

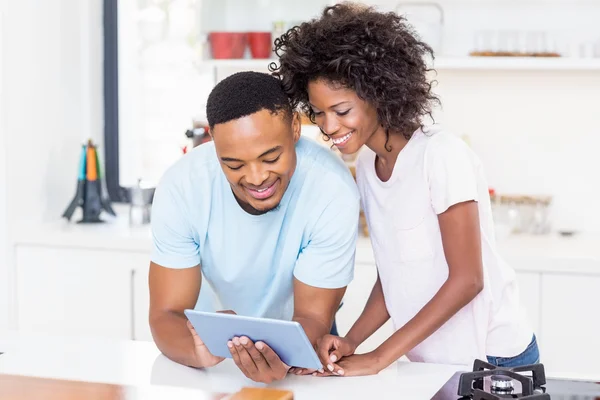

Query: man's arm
291,178,360,347
292,277,346,347
149,262,223,368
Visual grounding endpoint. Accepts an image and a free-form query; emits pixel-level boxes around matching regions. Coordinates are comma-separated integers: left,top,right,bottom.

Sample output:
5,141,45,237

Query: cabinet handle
130,269,136,340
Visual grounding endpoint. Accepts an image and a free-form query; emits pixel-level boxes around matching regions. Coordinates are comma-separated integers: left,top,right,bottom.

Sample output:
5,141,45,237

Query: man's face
211,109,301,215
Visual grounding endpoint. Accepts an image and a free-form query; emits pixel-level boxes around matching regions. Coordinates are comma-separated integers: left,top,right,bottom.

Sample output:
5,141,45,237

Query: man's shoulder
157,142,220,196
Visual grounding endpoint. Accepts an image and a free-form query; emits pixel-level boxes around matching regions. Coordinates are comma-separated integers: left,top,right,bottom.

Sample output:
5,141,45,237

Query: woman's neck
365,125,411,169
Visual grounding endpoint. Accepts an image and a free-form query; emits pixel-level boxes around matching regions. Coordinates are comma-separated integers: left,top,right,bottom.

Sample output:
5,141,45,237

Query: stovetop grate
458,360,548,399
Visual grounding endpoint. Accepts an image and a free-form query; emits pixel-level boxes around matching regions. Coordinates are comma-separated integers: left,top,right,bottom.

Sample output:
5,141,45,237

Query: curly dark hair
269,2,439,144
206,71,292,129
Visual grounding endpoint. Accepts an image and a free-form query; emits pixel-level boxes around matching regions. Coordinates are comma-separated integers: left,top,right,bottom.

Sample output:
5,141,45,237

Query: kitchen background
1,0,600,381
121,0,600,235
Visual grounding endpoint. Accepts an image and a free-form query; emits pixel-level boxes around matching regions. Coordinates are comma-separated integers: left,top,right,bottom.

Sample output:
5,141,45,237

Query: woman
271,3,539,377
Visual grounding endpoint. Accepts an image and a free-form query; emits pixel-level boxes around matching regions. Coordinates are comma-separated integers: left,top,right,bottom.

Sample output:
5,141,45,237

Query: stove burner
434,358,600,400
490,375,514,393
458,359,550,400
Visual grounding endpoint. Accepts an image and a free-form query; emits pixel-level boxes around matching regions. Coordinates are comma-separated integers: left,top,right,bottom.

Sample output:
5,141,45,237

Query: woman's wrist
370,346,394,373
344,332,361,351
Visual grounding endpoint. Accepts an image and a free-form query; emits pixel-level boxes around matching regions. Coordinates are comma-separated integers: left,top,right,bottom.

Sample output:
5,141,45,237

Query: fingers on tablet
231,339,258,375
243,338,266,364
186,320,195,333
258,342,280,366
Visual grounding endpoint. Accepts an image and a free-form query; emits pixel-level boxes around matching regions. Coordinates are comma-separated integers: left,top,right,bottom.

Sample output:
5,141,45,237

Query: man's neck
232,190,266,215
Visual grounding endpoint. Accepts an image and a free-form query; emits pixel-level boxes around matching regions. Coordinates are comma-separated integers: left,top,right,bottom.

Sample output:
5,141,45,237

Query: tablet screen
185,309,323,370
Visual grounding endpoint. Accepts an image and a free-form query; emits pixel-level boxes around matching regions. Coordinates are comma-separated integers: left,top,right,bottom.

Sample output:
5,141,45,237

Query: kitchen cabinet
540,273,600,379
15,245,153,342
132,262,152,341
14,244,187,343
515,271,541,338
15,245,135,340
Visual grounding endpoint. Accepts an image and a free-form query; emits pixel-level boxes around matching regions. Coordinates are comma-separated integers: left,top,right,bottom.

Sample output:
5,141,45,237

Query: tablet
184,309,323,370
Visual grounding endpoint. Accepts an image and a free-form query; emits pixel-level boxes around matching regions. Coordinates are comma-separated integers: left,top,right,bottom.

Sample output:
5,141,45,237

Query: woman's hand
316,334,358,374
313,352,383,377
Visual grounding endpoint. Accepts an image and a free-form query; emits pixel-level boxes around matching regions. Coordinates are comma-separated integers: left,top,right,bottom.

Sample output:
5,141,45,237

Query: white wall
198,0,600,57
432,69,600,233
0,0,104,330
0,3,8,332
365,0,600,57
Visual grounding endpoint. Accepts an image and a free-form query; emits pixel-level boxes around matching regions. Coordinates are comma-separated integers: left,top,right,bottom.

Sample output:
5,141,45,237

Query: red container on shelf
209,32,247,59
248,32,272,59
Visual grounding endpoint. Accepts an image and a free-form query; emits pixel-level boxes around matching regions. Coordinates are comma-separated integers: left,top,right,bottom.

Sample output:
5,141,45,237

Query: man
148,71,360,383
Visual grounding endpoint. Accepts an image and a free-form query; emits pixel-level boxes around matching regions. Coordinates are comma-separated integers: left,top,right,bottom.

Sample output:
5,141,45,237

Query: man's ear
291,112,301,143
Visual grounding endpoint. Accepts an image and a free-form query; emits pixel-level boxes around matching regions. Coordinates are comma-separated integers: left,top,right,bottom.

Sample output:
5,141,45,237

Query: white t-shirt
355,126,533,366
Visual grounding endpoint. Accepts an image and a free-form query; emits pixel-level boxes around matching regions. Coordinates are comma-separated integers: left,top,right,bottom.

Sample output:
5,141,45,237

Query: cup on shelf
208,32,248,59
247,32,272,59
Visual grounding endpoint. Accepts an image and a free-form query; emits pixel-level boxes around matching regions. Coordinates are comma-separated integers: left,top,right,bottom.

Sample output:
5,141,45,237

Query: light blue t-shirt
151,136,360,320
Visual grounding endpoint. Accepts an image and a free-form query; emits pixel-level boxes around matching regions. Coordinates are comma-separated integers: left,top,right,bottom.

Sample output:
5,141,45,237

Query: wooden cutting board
229,387,294,400
0,374,293,400
0,374,125,400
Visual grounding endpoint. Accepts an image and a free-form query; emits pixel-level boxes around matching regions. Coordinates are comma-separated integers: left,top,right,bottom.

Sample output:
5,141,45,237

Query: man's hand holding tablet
184,309,325,383
227,334,291,383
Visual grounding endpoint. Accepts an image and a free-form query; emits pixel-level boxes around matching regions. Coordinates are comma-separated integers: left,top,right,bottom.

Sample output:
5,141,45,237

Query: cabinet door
16,246,134,340
132,261,152,341
540,273,600,379
515,271,541,339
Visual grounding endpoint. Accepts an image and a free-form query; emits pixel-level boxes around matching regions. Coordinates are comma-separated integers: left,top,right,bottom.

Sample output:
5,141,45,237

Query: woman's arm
369,200,484,371
315,272,390,372
345,273,390,348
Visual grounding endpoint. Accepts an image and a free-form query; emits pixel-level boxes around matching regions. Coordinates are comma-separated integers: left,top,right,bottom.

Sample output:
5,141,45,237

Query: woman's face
307,79,381,155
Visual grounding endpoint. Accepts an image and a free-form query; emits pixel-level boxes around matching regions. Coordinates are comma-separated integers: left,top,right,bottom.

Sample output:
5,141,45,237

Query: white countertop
0,332,463,399
14,208,154,252
14,206,600,275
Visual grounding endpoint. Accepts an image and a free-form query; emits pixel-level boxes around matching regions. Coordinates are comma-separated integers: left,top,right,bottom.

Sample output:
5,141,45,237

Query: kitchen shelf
432,56,600,71
206,59,278,68
204,57,600,72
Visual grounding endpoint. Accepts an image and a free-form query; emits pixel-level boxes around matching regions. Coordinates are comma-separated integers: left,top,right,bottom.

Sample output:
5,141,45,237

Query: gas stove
433,359,600,399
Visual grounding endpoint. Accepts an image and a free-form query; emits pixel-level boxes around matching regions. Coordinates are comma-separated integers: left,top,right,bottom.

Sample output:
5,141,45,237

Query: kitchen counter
13,206,600,275
0,332,463,400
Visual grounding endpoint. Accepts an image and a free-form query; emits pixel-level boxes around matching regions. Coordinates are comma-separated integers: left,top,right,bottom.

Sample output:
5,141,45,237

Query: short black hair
206,71,293,129
271,2,439,141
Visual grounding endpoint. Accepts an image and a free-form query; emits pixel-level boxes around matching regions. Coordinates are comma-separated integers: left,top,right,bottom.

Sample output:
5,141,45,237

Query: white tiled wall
432,68,600,234
0,4,7,332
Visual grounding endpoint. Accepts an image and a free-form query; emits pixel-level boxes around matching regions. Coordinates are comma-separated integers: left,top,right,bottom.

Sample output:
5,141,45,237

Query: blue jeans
330,319,339,336
486,334,540,368
329,302,343,336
